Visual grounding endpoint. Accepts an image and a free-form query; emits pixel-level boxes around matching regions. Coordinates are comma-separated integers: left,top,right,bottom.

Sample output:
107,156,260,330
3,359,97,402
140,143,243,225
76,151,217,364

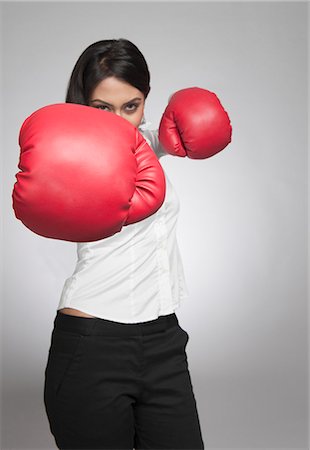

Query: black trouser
44,311,205,450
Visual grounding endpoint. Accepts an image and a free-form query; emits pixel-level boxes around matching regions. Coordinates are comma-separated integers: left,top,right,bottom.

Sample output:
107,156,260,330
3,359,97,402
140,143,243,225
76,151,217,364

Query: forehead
91,77,143,104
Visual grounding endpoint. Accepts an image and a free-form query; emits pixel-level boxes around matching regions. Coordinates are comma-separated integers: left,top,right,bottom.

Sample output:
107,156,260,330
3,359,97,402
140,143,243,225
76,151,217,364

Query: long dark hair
65,39,151,104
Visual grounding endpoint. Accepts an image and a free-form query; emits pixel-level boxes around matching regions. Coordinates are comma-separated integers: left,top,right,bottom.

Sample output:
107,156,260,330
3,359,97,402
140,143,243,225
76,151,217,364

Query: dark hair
65,39,151,104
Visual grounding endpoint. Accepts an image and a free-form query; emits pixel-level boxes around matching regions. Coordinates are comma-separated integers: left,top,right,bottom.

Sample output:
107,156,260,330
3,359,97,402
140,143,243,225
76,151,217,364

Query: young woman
43,38,205,450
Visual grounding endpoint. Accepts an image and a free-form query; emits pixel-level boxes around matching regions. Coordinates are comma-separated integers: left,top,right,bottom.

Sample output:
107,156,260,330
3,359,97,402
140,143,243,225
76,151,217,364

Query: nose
113,108,124,117
114,111,128,122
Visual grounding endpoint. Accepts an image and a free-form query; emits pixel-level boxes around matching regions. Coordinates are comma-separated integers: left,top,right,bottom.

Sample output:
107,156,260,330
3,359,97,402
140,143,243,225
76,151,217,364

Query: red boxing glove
158,87,232,159
12,103,166,242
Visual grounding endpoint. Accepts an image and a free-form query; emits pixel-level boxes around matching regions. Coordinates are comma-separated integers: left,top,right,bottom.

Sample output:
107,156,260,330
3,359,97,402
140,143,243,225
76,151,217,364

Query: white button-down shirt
57,125,189,323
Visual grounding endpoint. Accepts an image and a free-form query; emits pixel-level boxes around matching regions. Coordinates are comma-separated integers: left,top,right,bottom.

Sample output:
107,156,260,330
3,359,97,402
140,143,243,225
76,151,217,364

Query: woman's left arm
158,87,232,159
141,128,168,159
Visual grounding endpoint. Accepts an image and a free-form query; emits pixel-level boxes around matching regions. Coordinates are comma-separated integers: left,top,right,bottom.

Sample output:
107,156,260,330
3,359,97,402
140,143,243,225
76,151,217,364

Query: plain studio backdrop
1,1,308,449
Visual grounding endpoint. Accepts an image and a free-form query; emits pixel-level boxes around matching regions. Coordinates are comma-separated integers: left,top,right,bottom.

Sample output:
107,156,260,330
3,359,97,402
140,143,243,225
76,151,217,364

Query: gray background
1,1,308,449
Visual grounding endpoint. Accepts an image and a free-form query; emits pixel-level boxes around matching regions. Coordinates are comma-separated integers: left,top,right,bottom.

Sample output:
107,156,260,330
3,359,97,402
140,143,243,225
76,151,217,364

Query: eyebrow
90,97,142,106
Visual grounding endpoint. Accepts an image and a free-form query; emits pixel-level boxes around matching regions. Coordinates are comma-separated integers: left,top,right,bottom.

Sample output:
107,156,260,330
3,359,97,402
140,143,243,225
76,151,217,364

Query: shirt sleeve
140,128,167,160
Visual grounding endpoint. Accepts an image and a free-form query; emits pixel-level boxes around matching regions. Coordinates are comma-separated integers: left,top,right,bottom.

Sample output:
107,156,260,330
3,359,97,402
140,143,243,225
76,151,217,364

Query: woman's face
89,76,145,128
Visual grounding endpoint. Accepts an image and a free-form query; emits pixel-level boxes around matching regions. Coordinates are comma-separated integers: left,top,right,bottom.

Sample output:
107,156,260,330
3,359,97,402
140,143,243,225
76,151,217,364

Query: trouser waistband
53,311,179,337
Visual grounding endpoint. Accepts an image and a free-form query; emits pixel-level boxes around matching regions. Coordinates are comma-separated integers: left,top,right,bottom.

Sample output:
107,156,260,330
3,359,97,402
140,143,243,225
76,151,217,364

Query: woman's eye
125,103,138,112
95,105,110,111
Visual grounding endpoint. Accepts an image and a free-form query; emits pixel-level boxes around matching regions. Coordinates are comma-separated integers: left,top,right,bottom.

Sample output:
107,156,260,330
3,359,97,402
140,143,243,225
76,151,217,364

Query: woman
43,38,205,450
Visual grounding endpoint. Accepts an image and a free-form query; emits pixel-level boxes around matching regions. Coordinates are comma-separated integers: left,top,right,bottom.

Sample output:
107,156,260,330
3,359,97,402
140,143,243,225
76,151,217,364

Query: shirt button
157,218,164,227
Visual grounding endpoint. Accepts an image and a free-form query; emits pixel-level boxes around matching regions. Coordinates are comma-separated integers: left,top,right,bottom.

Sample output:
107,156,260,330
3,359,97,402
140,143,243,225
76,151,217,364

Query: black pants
44,311,205,450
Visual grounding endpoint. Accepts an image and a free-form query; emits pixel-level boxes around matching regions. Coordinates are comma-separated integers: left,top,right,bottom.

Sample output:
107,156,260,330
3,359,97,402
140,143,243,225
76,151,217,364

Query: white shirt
57,125,189,323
